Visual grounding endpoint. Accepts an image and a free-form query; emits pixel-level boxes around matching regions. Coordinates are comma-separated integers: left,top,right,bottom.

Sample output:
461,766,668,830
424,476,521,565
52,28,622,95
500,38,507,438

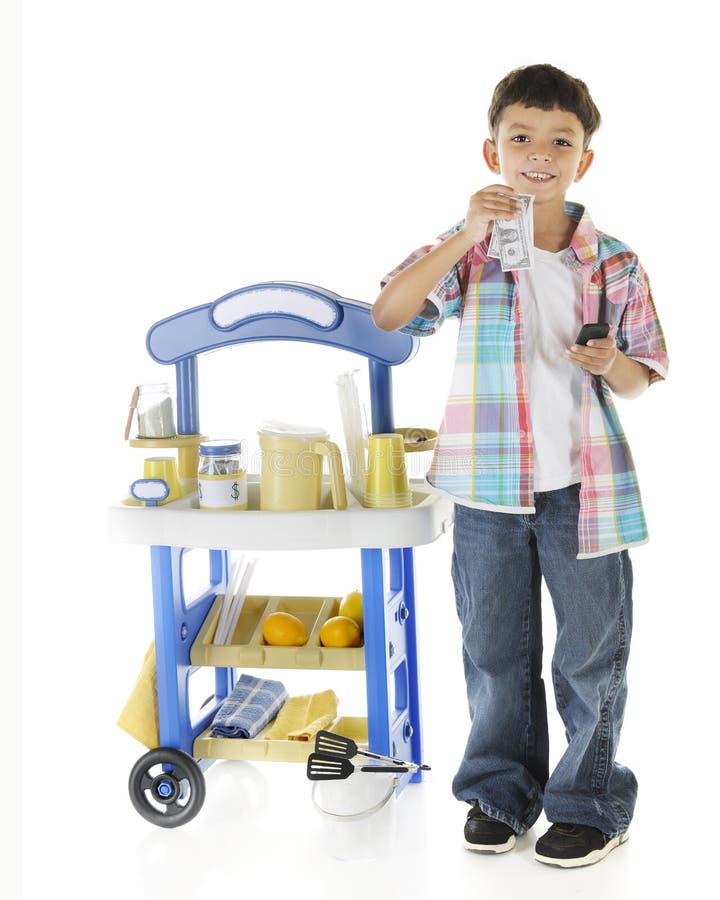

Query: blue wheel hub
151,773,180,804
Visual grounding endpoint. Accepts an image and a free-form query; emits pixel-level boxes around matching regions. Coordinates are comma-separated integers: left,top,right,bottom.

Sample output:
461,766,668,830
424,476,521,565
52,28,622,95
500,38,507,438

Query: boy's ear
574,149,594,183
483,138,501,174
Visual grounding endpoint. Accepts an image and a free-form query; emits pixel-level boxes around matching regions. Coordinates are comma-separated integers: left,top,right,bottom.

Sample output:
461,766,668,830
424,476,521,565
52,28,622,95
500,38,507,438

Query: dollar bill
488,193,534,272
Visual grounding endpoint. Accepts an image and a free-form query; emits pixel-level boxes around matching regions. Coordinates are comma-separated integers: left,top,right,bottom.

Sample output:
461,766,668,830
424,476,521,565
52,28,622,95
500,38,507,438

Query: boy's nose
529,149,552,161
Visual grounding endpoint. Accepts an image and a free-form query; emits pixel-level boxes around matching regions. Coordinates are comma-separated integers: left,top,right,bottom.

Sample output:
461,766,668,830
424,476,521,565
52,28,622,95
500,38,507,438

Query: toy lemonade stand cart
109,282,453,827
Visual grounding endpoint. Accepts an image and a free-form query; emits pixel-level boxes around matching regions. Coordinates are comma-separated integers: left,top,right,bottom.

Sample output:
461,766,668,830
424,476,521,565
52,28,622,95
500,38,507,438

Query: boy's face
483,103,593,206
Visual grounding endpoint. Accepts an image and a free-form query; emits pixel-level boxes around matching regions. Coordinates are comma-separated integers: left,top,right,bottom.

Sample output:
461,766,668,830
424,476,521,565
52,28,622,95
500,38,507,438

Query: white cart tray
109,475,454,550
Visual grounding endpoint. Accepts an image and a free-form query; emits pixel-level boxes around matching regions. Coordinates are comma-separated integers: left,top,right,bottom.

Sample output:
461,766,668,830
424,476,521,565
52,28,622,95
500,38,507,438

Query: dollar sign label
231,481,240,501
198,482,203,500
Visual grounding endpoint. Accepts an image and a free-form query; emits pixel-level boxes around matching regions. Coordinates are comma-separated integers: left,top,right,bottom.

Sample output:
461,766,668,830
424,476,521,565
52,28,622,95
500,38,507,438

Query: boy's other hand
462,185,522,244
565,336,618,375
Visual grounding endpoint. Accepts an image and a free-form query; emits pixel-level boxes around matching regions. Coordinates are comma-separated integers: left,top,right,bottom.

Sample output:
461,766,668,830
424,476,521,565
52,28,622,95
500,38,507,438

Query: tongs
313,730,431,772
307,753,408,781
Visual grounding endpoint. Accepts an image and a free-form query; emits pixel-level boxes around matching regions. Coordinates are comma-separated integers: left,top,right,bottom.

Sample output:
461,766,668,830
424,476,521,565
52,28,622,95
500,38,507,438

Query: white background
6,2,716,898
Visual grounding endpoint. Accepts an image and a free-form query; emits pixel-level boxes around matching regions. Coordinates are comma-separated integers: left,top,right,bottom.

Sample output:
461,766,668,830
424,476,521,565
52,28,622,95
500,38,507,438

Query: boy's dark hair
488,64,601,149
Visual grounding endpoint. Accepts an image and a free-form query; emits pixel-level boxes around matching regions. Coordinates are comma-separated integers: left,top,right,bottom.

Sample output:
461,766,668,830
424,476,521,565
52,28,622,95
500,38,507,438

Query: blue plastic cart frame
141,282,426,794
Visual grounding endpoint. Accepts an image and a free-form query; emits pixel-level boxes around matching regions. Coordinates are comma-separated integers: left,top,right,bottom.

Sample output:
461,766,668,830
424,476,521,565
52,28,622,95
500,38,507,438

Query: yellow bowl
395,427,438,453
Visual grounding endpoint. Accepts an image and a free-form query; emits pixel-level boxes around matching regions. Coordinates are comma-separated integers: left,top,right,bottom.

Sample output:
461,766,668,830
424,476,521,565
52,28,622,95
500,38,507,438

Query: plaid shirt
382,203,669,559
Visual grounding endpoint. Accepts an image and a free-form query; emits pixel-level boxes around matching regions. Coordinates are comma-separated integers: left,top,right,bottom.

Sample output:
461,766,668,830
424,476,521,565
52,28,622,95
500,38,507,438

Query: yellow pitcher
258,421,348,511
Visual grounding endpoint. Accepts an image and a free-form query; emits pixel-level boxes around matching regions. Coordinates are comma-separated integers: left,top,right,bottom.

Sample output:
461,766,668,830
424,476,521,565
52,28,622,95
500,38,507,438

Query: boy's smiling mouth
522,171,555,184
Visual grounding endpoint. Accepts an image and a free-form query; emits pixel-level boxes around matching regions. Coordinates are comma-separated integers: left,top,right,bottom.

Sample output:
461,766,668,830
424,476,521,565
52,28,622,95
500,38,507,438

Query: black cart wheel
128,747,206,827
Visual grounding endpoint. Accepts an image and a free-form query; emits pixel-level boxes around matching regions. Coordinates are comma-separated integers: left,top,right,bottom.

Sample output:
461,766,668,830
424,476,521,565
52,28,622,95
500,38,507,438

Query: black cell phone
575,322,610,345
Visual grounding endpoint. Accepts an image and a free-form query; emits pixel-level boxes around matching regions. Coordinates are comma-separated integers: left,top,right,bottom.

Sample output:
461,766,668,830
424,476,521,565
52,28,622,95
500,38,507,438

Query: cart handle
146,281,417,367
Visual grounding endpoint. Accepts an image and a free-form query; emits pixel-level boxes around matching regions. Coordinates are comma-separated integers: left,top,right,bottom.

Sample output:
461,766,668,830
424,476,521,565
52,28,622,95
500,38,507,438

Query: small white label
198,474,248,509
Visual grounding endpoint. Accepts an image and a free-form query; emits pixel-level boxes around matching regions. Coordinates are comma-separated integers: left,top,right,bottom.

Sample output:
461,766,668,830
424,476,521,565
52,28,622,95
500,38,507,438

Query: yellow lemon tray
190,594,365,670
194,715,367,764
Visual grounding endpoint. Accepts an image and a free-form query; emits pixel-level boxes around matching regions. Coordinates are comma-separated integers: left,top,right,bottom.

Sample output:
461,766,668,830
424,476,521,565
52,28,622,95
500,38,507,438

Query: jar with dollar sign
197,440,248,510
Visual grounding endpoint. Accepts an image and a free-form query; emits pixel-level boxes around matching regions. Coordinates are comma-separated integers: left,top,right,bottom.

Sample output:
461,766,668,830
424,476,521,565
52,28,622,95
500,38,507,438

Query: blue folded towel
210,673,288,739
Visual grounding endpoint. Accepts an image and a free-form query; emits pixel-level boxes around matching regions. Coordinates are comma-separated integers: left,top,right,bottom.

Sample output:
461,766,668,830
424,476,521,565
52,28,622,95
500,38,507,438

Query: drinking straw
214,555,245,644
336,370,367,501
222,556,258,645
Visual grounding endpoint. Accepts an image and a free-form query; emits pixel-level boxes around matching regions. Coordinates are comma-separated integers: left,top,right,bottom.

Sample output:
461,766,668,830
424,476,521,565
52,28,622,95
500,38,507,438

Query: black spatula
306,752,408,781
314,730,431,771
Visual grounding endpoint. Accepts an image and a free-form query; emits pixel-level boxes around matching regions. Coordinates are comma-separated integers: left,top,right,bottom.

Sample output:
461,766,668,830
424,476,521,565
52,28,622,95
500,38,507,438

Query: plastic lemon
338,590,363,628
262,611,308,646
320,616,362,648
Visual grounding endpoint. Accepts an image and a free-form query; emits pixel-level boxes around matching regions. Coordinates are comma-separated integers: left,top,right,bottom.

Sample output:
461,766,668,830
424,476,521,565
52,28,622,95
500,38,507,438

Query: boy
372,64,668,868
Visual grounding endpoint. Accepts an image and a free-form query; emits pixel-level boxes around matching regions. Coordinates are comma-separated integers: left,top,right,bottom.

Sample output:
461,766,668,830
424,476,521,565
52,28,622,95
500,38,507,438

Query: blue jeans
451,484,637,837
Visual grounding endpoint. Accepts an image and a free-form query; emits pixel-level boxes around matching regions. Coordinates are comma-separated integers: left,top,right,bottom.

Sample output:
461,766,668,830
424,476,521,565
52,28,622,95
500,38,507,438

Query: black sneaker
535,822,629,868
464,803,516,853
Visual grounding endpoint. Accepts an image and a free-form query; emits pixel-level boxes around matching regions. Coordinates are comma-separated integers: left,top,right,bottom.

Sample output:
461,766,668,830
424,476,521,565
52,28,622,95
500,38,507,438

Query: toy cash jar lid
199,439,244,457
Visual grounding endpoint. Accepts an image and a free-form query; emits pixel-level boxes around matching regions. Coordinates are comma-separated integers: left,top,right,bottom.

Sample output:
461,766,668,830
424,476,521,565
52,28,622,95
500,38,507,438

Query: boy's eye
554,138,571,147
511,135,530,143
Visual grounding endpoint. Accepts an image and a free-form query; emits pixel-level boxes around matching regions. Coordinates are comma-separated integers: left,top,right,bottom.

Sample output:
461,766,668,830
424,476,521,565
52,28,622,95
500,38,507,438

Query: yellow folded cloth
263,689,339,741
117,642,160,749
287,713,336,742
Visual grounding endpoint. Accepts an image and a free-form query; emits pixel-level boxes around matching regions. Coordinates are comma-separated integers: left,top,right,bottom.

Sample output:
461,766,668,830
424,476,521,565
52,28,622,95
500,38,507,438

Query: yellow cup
364,433,411,508
143,456,182,504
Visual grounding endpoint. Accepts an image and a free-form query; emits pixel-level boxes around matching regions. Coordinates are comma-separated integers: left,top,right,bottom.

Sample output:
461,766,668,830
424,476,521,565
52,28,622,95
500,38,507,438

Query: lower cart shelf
193,715,368,762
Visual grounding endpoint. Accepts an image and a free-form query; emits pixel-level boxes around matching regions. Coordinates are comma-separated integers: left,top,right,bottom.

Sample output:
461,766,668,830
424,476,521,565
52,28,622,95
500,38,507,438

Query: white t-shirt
517,248,584,493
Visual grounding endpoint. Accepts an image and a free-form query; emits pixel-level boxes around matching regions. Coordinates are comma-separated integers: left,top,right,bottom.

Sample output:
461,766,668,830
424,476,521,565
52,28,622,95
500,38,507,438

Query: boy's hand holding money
565,336,618,376
462,185,522,243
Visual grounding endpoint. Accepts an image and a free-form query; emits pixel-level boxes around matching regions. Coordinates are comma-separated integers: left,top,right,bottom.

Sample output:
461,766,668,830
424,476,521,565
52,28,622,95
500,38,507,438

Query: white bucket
311,770,398,861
